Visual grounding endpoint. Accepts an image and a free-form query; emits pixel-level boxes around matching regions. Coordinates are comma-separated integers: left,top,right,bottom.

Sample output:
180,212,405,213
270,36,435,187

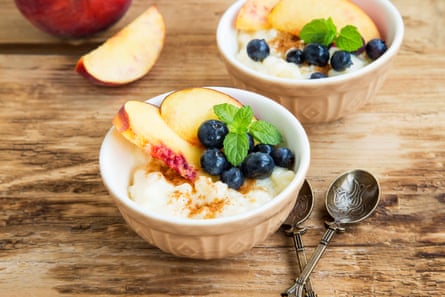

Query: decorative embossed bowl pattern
216,0,404,123
99,87,310,259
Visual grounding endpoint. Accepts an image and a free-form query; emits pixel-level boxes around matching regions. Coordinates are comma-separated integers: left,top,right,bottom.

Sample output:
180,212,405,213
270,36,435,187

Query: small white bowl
217,0,404,123
99,87,310,259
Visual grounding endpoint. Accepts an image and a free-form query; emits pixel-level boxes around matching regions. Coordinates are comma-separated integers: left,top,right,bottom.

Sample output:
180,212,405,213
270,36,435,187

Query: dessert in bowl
99,87,310,259
216,0,404,123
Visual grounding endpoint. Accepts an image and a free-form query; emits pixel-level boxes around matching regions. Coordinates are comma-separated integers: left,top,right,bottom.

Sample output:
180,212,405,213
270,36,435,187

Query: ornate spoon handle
292,229,315,296
283,223,343,297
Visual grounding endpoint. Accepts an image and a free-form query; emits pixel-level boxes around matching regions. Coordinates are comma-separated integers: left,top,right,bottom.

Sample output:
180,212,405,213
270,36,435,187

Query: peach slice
160,88,243,145
75,5,165,86
235,0,280,31
267,0,380,42
112,101,203,181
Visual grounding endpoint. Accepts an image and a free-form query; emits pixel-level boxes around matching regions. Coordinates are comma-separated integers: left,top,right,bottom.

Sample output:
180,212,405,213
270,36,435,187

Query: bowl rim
99,86,311,229
216,0,405,87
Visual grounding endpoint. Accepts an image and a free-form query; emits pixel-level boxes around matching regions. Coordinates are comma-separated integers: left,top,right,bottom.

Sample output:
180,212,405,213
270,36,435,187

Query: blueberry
286,49,304,65
303,43,330,66
271,147,295,169
246,39,270,62
241,152,275,179
310,72,328,79
330,51,353,71
221,167,245,190
198,120,228,149
366,38,387,60
253,143,274,155
200,149,230,176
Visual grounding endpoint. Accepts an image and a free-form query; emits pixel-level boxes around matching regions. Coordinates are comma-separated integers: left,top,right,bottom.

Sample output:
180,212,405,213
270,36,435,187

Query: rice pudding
128,156,295,219
236,29,370,79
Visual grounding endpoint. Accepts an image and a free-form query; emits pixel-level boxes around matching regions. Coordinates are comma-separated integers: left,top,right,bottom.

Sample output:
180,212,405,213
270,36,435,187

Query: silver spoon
283,169,380,297
281,179,316,297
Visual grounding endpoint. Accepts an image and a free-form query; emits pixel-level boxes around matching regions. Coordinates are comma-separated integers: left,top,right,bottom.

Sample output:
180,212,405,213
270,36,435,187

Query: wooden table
1,1,444,296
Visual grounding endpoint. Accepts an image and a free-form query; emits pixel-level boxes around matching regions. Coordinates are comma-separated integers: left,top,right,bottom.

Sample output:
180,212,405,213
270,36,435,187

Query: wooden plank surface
1,0,444,296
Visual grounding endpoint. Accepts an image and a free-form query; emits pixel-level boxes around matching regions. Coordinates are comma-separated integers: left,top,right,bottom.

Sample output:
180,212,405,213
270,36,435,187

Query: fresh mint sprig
336,25,363,52
300,17,363,52
213,103,282,166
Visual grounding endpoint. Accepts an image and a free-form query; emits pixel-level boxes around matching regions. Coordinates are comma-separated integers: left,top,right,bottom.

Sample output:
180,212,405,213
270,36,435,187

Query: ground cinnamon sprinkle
269,31,330,75
148,160,228,218
238,178,256,195
187,198,227,219
270,31,304,55
145,158,191,186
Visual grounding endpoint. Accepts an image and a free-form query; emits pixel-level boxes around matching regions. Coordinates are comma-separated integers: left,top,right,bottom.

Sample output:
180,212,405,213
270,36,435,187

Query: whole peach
15,0,132,38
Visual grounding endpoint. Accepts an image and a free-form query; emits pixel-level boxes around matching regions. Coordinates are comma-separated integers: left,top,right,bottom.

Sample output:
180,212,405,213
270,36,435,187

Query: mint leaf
300,18,337,46
213,103,283,166
336,25,363,52
229,105,253,134
300,18,364,52
223,132,249,166
213,103,239,124
249,120,282,145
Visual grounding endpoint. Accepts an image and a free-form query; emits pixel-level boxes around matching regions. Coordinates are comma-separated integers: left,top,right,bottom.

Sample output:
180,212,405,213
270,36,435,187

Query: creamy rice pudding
128,156,295,219
236,29,370,79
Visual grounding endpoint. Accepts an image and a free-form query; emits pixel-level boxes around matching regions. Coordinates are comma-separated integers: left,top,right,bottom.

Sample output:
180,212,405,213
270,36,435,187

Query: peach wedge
160,88,243,145
268,0,380,42
235,0,280,31
75,5,165,86
112,101,203,181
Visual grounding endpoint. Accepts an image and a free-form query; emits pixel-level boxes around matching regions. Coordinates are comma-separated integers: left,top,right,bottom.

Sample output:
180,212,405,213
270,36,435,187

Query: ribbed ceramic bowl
216,0,404,123
99,87,310,259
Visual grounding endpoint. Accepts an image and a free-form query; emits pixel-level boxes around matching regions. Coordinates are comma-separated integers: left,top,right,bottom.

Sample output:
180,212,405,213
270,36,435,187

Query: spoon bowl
282,179,314,232
326,169,380,224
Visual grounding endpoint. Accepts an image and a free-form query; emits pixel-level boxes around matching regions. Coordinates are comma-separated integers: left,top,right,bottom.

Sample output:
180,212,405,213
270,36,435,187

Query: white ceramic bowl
99,87,310,259
217,0,404,123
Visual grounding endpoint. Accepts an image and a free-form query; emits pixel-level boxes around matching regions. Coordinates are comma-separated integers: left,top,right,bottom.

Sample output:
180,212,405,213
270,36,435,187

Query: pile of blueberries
198,119,295,190
246,38,387,79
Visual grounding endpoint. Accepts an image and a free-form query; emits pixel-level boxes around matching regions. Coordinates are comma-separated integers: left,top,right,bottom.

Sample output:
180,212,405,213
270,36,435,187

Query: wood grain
1,0,444,296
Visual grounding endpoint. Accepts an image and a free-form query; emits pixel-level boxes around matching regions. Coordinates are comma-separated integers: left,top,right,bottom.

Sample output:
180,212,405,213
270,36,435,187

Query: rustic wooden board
0,0,444,296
